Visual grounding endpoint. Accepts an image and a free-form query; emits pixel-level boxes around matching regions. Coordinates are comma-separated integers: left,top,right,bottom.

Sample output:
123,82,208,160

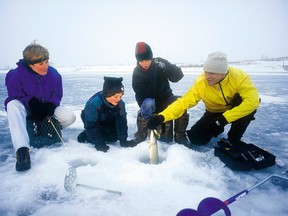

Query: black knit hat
103,76,124,97
135,42,153,62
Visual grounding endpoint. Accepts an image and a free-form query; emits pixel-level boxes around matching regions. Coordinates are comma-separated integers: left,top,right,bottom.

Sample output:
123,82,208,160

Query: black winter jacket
132,57,184,112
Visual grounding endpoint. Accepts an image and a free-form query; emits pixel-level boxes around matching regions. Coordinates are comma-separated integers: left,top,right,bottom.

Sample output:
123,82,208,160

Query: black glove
231,93,243,108
155,59,166,71
44,102,57,117
120,140,138,148
148,115,164,130
206,115,228,137
28,97,46,121
95,142,109,152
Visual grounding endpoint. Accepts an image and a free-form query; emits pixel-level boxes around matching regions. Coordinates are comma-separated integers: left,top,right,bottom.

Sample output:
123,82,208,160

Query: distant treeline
178,56,288,68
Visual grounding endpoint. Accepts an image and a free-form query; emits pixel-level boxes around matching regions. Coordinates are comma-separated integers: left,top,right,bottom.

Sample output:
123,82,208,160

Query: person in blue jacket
77,76,137,152
4,41,76,172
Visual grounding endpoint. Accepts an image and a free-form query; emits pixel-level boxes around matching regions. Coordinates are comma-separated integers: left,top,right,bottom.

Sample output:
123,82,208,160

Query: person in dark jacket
4,41,76,172
77,77,137,152
132,42,190,147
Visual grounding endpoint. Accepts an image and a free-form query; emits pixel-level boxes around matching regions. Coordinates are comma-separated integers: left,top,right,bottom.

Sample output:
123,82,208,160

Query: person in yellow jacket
147,51,260,146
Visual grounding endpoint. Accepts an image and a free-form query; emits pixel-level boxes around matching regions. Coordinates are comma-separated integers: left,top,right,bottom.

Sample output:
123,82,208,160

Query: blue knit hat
103,77,124,97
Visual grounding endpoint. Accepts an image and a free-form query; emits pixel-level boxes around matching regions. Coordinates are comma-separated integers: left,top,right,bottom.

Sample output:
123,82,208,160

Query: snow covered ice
0,61,288,216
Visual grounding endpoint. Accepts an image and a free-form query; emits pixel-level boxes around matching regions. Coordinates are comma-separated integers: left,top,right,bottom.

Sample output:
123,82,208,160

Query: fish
149,130,159,164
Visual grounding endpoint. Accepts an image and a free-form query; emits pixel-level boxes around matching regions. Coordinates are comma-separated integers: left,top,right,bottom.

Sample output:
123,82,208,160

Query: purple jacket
4,59,63,109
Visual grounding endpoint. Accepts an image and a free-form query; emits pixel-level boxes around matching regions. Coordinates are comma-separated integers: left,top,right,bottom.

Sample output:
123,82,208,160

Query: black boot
159,121,173,143
174,113,191,149
227,111,256,145
120,140,138,148
134,111,149,143
16,147,31,171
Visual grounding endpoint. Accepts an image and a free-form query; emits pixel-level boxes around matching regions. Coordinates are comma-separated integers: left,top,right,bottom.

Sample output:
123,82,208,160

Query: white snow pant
7,99,76,153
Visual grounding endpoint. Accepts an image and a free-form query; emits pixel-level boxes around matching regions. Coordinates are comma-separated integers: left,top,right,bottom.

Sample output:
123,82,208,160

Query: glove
44,102,57,117
157,61,166,70
28,97,46,121
155,59,166,71
148,115,164,130
77,130,89,143
231,93,243,108
206,115,228,137
120,139,138,148
95,142,109,152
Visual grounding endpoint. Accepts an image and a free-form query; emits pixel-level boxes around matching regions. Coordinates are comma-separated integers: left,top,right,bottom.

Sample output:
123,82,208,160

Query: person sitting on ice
148,51,260,147
77,76,137,152
4,41,76,172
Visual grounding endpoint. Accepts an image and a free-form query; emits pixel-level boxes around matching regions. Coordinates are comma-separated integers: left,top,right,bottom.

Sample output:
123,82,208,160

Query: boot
120,140,138,148
159,121,173,143
16,147,31,171
174,113,191,149
227,122,249,146
227,112,255,145
134,111,149,143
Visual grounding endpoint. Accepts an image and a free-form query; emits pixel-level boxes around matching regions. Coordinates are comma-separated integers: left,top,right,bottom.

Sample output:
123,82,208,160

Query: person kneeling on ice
4,41,76,172
148,51,260,147
77,77,137,152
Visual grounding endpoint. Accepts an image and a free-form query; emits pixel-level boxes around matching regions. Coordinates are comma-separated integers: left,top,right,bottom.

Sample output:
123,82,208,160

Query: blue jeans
140,98,156,118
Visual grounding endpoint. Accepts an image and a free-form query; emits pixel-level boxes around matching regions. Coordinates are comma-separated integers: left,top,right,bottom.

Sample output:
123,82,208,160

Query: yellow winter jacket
159,67,260,123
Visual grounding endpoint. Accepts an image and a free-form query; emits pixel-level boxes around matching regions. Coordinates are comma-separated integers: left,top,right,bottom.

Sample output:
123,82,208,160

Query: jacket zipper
218,83,229,106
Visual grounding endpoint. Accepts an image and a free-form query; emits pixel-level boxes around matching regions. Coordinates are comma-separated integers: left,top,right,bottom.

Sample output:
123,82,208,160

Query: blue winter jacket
81,92,128,145
4,59,62,109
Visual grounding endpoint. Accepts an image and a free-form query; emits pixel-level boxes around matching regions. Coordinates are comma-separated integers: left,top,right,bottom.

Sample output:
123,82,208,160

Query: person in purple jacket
4,41,76,172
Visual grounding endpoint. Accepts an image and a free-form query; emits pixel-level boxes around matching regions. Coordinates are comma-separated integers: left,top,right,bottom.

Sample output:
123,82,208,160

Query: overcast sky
0,0,287,68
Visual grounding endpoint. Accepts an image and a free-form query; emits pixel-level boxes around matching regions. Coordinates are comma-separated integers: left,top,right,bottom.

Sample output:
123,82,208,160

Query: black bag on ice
214,138,276,171
26,117,62,148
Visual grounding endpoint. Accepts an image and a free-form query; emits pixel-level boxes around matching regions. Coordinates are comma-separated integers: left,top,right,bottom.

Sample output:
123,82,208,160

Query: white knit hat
203,52,228,74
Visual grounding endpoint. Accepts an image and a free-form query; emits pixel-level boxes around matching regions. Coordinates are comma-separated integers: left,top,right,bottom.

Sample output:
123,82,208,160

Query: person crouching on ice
4,41,76,172
148,51,260,147
132,42,190,148
77,77,137,152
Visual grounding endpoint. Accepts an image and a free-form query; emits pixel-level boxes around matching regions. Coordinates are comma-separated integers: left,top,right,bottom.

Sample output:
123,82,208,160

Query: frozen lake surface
0,62,288,216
